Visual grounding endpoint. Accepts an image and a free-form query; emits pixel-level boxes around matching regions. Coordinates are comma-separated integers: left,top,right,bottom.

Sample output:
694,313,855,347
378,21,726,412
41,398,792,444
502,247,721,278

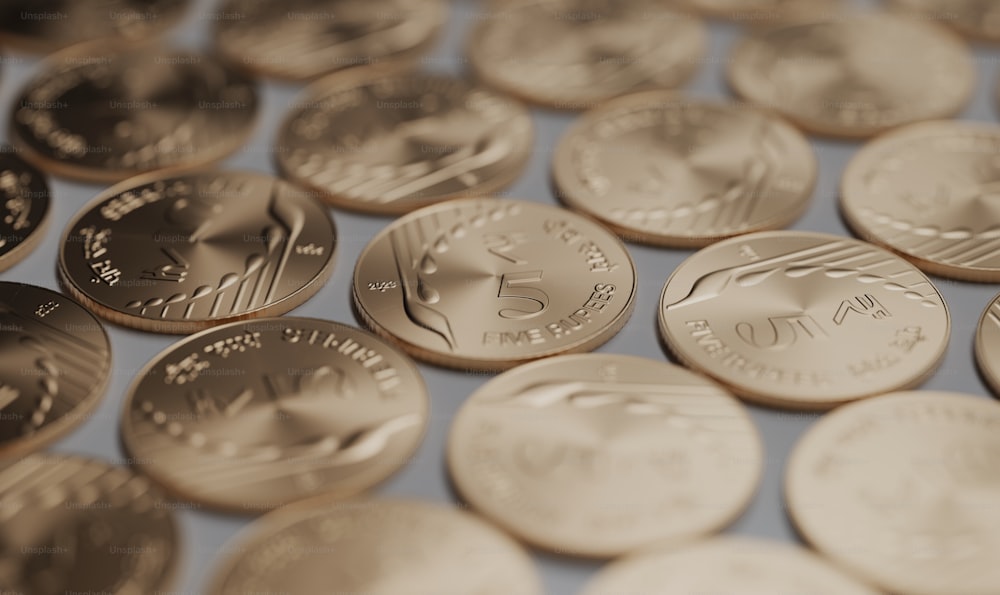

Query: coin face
975,293,1000,396
582,537,881,595
10,43,258,183
0,454,179,595
206,498,543,595
552,93,816,247
727,14,975,138
277,73,533,215
448,354,762,557
353,198,636,371
679,0,841,22
467,0,706,109
0,0,191,53
658,231,950,409
122,318,428,513
214,0,446,81
786,391,1000,595
59,171,336,334
0,282,110,457
887,0,1000,42
842,121,1000,282
0,149,50,272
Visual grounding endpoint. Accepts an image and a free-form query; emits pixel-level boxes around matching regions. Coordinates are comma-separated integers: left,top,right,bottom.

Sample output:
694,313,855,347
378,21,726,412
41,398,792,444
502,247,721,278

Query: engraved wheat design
856,206,1000,268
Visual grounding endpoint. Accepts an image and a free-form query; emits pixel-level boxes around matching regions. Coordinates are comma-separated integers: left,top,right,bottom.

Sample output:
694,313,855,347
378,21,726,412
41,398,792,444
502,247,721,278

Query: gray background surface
3,0,998,592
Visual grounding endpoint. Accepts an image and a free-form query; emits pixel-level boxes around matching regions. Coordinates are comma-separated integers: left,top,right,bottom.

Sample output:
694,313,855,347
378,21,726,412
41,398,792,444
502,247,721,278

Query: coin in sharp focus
0,149,50,272
10,43,258,183
842,120,1000,282
277,72,533,215
0,454,179,595
975,293,1000,397
786,391,1000,595
122,318,428,513
0,0,191,53
0,282,110,456
214,0,446,81
552,93,816,247
727,13,975,138
448,354,762,557
658,231,950,409
467,0,706,110
887,0,1000,42
582,536,880,595
353,198,636,371
206,498,543,595
59,171,336,334
678,0,841,22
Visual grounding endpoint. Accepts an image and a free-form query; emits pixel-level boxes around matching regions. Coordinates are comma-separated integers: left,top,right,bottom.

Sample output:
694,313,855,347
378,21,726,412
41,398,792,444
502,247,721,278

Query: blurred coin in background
887,0,1000,42
0,149,49,272
975,292,1000,397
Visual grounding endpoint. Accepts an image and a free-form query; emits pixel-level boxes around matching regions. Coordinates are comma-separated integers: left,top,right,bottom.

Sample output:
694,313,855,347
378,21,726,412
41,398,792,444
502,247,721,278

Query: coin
467,0,706,110
727,13,975,138
0,149,50,272
353,198,637,371
59,171,336,334
582,536,881,595
0,0,191,53
10,43,258,183
842,121,1000,282
206,498,543,595
552,93,816,247
0,282,110,457
786,391,1000,595
975,293,1000,396
678,0,841,22
214,0,446,81
448,354,762,557
0,453,179,595
277,72,533,215
887,0,1000,42
122,318,428,513
658,231,950,409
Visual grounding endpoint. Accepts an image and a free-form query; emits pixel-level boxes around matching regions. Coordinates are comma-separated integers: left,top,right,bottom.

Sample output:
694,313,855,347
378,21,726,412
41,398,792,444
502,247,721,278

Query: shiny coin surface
10,43,258,183
552,93,816,247
59,171,336,334
842,121,1000,282
727,13,974,138
658,231,950,409
582,536,880,595
0,149,50,272
975,293,1000,396
214,0,446,81
887,0,1000,42
277,72,533,215
448,354,762,557
122,318,428,513
206,498,543,595
0,0,191,53
679,0,841,22
467,0,706,110
0,282,110,456
353,198,636,371
786,391,1000,595
0,454,179,595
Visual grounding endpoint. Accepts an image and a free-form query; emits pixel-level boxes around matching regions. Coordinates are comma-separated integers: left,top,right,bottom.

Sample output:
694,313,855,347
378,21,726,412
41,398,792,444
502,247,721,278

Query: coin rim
0,156,51,273
974,292,1000,397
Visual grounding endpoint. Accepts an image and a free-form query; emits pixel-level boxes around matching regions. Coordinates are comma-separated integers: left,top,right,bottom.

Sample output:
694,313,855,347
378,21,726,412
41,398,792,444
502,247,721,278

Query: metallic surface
975,293,1000,397
353,198,637,371
786,391,1000,595
0,453,179,595
659,231,950,409
0,149,49,272
122,318,428,513
447,354,762,557
59,171,336,334
552,92,816,247
0,282,110,457
727,13,975,138
277,72,533,215
678,0,842,21
467,0,706,110
887,0,1000,42
10,43,258,183
206,498,543,595
0,0,191,53
214,0,446,81
582,536,880,595
841,120,1000,282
